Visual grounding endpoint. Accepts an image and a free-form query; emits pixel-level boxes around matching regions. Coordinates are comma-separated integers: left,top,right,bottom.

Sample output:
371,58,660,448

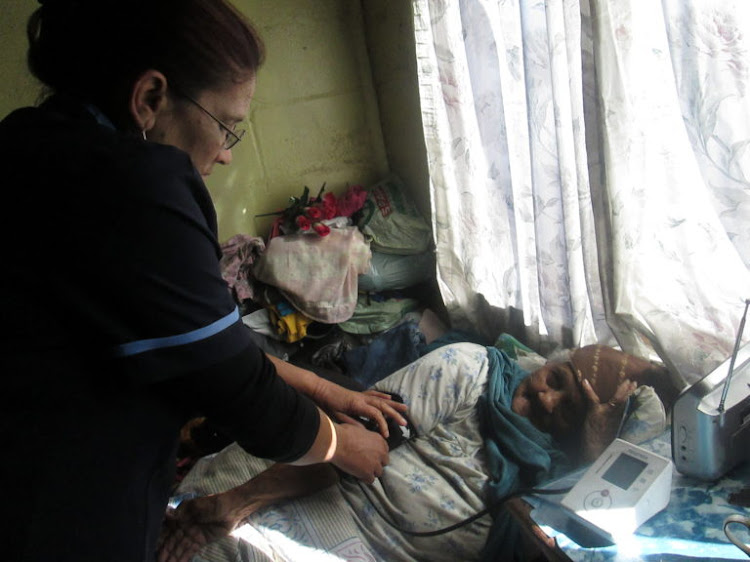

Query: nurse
0,1,405,560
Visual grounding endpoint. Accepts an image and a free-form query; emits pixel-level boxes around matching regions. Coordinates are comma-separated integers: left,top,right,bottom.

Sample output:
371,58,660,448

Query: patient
514,343,676,463
159,342,673,562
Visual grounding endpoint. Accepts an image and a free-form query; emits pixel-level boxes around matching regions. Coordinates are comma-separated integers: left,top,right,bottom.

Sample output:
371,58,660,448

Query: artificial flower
312,222,331,237
322,192,338,219
295,214,311,231
306,206,323,221
257,182,361,239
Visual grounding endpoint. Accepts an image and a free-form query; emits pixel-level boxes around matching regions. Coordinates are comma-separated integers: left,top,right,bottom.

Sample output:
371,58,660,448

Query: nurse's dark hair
27,0,264,110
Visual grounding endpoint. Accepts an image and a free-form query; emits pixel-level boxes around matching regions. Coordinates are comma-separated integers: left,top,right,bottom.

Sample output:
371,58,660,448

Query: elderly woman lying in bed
159,342,675,562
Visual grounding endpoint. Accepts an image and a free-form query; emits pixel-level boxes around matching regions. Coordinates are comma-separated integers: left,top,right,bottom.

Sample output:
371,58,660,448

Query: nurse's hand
312,381,408,439
264,355,407,438
330,418,390,483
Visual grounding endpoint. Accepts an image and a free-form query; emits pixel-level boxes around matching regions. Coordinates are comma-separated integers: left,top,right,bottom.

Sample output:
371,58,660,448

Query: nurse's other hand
331,419,389,483
313,381,408,438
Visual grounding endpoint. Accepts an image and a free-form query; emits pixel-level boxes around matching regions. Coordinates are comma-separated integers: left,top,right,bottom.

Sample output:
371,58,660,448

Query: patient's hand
157,463,338,562
580,378,637,463
158,493,236,562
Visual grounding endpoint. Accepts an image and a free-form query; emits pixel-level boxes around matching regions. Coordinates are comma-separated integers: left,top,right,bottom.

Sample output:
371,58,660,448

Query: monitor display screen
602,453,648,490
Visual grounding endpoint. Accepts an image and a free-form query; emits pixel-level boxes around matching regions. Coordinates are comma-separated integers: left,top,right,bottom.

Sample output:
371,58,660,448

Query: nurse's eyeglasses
177,92,246,150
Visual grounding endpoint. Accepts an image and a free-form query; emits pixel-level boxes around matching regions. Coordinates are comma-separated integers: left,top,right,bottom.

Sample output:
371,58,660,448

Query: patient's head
512,344,674,442
511,361,585,439
569,344,676,408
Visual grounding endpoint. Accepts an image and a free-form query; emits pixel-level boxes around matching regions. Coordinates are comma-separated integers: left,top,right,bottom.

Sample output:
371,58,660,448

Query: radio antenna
718,298,750,413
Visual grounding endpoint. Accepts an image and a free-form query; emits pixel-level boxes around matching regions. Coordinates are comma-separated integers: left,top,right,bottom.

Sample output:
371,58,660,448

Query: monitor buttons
584,490,612,510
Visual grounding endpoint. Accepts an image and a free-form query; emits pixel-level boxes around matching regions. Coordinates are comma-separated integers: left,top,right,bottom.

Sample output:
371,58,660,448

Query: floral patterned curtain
413,0,750,385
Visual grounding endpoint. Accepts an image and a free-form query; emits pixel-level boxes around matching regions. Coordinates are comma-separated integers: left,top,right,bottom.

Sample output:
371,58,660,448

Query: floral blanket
177,343,495,561
175,342,666,561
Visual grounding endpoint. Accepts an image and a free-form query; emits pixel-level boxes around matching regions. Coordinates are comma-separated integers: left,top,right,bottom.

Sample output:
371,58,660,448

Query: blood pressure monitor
561,439,673,542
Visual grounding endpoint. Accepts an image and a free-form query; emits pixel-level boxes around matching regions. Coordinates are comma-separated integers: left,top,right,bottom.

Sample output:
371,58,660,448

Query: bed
171,340,668,562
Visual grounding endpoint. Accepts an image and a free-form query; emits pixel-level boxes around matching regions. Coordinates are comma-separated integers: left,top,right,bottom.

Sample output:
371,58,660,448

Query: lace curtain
412,0,750,385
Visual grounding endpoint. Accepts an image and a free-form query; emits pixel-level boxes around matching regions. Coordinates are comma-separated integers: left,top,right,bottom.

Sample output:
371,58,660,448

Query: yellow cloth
267,307,312,343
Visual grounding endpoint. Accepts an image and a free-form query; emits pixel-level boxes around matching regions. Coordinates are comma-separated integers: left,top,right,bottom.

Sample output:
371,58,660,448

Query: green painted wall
361,0,430,224
0,2,40,112
211,0,392,241
0,0,415,242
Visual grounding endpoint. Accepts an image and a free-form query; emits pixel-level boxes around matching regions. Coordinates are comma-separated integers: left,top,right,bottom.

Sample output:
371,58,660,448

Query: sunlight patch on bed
231,523,347,561
543,524,749,559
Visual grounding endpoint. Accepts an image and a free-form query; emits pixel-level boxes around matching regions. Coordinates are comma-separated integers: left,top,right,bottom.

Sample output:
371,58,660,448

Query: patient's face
511,362,586,439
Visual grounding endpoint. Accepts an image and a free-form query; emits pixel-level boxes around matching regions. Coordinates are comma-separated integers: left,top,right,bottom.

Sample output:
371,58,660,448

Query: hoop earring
142,130,148,141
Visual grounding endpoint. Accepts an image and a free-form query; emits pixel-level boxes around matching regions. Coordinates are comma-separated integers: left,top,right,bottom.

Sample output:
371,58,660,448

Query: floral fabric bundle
253,226,371,324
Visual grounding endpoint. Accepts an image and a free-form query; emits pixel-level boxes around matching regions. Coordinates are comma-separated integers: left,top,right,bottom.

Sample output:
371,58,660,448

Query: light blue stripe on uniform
84,103,117,131
114,307,240,357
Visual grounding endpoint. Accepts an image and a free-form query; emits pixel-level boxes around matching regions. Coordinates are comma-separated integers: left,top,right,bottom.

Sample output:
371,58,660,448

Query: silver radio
671,301,750,481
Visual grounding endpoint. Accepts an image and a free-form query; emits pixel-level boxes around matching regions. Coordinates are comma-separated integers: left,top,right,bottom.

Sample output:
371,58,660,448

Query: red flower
295,215,311,231
322,192,338,219
337,184,367,217
306,206,323,221
312,222,331,236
